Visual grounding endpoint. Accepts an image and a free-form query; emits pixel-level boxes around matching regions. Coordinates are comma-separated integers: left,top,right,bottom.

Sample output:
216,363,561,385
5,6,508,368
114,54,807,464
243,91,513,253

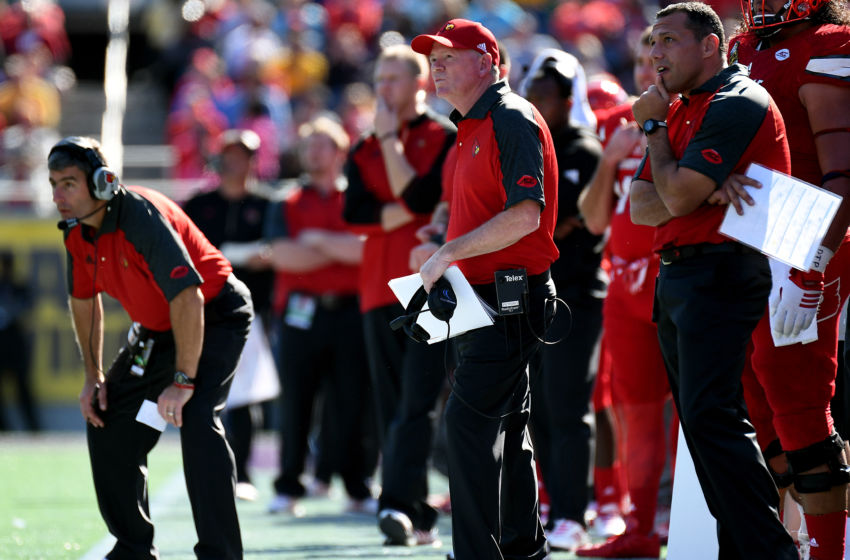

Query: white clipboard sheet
388,265,494,344
718,163,842,271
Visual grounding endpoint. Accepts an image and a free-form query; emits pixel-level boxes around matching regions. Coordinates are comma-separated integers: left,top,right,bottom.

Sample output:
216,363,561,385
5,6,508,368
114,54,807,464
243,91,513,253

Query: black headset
49,137,120,201
390,276,457,343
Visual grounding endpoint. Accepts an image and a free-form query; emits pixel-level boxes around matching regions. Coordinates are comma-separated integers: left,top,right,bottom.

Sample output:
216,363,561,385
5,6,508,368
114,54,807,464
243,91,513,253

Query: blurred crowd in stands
0,0,744,211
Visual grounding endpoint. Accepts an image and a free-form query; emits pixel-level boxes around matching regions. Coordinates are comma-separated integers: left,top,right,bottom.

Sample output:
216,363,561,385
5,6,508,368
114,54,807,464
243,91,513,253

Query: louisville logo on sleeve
170,265,189,279
701,149,722,164
517,175,538,188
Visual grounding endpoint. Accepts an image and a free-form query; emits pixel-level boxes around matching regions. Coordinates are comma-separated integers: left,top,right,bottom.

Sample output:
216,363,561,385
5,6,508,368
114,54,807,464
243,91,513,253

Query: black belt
658,242,756,265
316,293,358,311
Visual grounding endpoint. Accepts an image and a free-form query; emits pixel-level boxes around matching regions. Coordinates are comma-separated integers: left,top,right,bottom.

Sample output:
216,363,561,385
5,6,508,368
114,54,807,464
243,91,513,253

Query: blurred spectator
381,0,465,38
500,10,561,90
0,0,70,64
0,51,60,129
337,81,375,143
0,49,62,213
166,82,229,179
170,48,238,117
0,250,39,431
266,116,377,516
463,0,527,39
232,59,295,176
270,0,328,52
183,129,279,501
326,23,372,94
550,0,649,88
325,0,383,44
219,1,283,81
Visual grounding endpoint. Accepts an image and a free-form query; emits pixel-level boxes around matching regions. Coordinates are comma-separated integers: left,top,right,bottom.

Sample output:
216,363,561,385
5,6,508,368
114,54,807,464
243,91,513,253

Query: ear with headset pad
49,137,120,201
390,276,457,343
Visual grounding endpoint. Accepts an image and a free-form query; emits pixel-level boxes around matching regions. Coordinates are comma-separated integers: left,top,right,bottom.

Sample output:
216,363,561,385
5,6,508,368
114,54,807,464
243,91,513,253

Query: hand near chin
633,74,672,125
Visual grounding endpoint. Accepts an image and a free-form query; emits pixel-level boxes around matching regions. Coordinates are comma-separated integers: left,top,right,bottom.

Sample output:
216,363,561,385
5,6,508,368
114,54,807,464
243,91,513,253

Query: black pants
224,403,260,484
529,294,602,525
654,250,797,559
274,298,377,500
88,276,253,560
446,280,553,560
363,303,447,530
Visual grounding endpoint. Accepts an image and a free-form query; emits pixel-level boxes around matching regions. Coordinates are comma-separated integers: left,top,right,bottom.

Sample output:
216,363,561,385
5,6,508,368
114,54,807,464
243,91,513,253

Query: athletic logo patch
444,23,455,31
472,139,480,158
701,149,722,164
170,265,189,279
517,175,538,188
775,48,790,61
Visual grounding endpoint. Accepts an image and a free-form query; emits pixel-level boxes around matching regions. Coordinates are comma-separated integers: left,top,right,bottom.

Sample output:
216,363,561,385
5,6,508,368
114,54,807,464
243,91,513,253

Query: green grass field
0,432,665,559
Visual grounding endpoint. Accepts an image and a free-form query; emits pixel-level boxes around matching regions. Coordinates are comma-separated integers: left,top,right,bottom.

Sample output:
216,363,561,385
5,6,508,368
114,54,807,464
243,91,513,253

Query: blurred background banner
0,218,127,404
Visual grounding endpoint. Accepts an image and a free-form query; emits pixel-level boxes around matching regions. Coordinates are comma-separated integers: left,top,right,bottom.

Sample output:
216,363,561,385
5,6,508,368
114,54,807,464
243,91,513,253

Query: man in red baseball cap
412,18,557,560
411,19,500,69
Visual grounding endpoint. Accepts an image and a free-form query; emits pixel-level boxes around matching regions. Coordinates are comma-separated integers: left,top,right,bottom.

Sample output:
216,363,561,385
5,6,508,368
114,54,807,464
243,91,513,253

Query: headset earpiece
427,277,456,322
390,277,457,343
91,166,120,200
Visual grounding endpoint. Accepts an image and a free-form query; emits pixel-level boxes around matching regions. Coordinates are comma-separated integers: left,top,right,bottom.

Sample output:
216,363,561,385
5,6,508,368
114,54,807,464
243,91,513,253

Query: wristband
821,169,850,185
810,245,834,273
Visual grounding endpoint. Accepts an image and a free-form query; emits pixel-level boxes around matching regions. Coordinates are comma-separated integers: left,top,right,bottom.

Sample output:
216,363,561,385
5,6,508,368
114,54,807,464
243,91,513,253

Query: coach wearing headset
49,136,253,560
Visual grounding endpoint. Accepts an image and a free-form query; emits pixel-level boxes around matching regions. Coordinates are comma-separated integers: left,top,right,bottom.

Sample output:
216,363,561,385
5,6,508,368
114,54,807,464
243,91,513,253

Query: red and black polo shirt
635,64,791,252
64,186,231,331
447,80,559,285
343,108,456,312
264,183,360,314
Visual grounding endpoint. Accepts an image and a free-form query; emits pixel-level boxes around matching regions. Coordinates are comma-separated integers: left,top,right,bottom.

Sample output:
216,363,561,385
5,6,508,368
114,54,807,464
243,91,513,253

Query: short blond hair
377,44,428,79
298,115,350,152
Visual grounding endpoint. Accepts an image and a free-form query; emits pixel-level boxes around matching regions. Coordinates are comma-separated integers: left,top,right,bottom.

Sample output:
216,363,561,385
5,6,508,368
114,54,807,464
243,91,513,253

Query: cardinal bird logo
445,23,455,31
517,175,538,188
701,149,722,164
170,265,189,279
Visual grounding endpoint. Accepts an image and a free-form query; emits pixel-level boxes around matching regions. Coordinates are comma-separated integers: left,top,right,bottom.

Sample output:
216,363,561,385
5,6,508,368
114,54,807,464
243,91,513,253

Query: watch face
174,371,193,385
643,119,657,134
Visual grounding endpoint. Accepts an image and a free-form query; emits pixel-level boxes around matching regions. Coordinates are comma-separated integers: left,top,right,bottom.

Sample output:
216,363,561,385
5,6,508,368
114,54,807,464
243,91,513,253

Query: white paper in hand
135,399,167,432
388,265,494,344
719,163,842,271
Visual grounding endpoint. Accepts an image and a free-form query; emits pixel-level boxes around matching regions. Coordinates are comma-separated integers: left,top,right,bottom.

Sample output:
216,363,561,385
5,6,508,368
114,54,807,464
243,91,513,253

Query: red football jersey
598,103,656,262
730,25,850,185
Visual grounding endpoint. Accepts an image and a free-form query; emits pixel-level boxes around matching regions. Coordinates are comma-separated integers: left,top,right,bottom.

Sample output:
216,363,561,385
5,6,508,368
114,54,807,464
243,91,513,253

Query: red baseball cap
411,19,500,68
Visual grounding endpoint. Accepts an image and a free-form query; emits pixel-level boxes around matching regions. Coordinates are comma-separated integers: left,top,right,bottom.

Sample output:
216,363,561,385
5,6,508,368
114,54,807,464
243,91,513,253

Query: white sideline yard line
79,469,186,560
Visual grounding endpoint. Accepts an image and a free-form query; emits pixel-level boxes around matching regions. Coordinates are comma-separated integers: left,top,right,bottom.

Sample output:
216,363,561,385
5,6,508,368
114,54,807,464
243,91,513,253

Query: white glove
769,265,824,337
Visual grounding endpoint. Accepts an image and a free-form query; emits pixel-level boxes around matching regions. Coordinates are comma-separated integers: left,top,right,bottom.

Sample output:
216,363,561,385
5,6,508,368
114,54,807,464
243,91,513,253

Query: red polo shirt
344,109,456,312
64,186,231,331
635,64,791,251
265,183,360,314
447,81,559,285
